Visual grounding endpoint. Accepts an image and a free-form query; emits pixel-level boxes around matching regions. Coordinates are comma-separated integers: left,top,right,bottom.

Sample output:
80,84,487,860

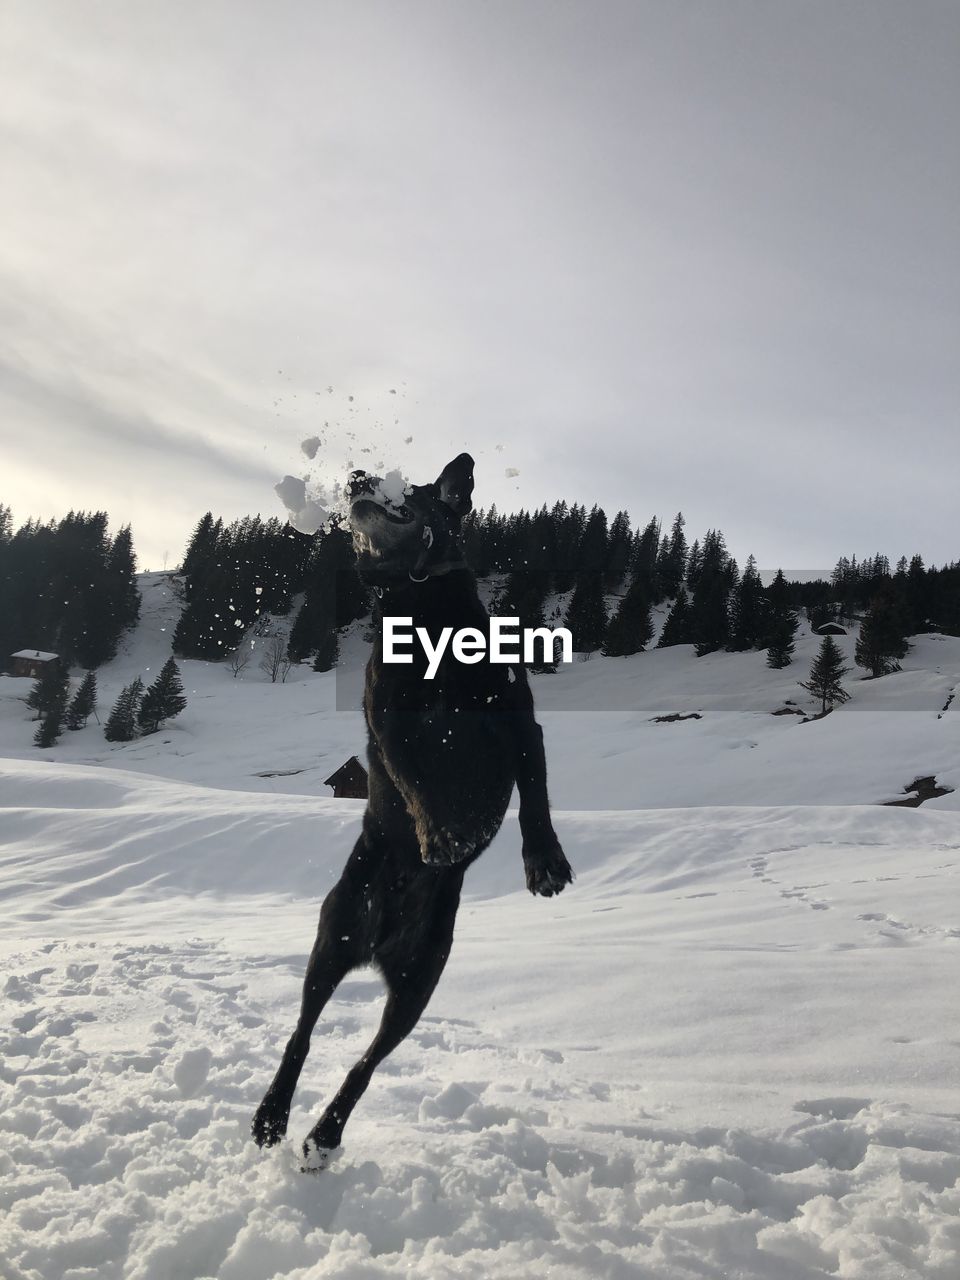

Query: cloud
1,0,957,569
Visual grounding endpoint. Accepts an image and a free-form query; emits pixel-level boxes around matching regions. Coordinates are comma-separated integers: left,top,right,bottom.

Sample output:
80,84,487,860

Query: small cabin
814,623,847,636
323,755,368,799
9,650,60,679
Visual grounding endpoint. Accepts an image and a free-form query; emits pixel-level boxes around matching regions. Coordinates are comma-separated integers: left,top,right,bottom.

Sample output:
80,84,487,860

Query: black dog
252,453,572,1165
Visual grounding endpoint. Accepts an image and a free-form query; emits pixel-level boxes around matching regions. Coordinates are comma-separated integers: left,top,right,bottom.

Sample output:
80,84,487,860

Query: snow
367,469,412,514
174,1046,213,1098
273,475,332,536
10,649,59,662
270,384,418,536
273,464,410,534
1,573,959,1278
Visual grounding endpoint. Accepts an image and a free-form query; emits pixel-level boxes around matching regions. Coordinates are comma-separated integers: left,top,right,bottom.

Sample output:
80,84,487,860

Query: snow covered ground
1,573,959,1278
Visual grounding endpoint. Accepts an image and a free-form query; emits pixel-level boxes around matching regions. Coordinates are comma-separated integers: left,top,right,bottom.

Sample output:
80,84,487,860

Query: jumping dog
252,453,573,1164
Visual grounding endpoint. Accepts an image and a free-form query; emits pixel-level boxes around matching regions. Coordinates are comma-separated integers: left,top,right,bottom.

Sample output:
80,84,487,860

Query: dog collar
365,525,466,596
370,559,461,599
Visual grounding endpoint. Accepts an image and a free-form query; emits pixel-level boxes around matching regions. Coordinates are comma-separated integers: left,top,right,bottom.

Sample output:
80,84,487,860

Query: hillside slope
1,575,959,1278
1,572,958,809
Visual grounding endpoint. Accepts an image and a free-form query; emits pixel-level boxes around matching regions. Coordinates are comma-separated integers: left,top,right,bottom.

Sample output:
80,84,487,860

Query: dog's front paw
420,826,476,867
523,841,574,897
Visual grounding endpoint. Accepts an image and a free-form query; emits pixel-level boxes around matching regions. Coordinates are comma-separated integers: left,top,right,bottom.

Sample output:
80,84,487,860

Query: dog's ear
434,453,474,516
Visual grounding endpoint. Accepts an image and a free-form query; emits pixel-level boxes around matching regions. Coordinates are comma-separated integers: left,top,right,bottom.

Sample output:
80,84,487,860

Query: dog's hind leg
252,867,370,1149
301,875,461,1165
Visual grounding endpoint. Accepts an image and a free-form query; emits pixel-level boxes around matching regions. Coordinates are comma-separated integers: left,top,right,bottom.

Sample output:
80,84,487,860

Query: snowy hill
2,572,958,809
1,573,959,1279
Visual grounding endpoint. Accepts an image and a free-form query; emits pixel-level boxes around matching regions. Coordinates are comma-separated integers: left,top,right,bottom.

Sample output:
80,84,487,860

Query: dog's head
347,453,474,582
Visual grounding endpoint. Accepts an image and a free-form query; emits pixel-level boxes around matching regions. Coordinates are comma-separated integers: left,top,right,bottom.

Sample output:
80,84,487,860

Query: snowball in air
373,469,412,511
275,475,331,535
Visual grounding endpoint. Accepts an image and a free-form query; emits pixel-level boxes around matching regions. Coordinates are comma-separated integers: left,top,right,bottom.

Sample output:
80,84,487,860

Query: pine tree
527,505,557,577
603,511,633,591
602,579,653,656
630,517,661,600
286,524,366,665
65,671,98,729
855,588,910,677
26,664,68,720
727,554,765,651
312,626,340,673
905,554,929,633
657,513,688,598
105,525,141,638
181,512,220,579
551,501,585,593
657,586,694,647
685,539,703,589
564,574,608,652
173,512,251,660
500,569,548,628
799,636,851,714
691,575,731,656
34,695,66,748
288,592,321,664
32,667,69,747
138,659,187,733
477,504,502,575
766,612,799,668
690,530,733,656
0,505,15,661
578,506,609,575
172,559,238,659
104,677,144,743
26,672,47,720
765,568,792,617
764,569,799,668
52,511,108,667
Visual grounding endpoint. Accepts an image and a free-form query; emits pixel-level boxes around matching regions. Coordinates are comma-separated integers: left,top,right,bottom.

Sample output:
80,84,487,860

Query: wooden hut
814,623,847,636
9,650,60,679
323,755,368,799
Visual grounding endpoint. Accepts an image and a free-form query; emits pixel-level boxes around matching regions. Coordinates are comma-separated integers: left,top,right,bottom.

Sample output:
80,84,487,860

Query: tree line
172,513,316,659
480,510,805,668
6,498,958,690
0,506,140,668
172,511,368,672
171,500,960,677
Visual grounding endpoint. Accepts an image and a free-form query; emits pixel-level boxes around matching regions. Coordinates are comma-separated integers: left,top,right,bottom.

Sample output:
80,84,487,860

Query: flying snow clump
274,474,334,535
372,469,412,513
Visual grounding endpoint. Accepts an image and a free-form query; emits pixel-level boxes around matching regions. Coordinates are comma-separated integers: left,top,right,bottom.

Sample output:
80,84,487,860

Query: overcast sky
2,0,957,572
